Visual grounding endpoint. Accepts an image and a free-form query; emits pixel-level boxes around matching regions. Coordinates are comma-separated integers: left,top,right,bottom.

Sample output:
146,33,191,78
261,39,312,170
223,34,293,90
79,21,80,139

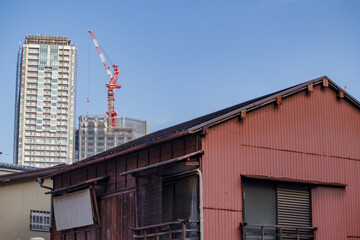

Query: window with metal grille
243,178,313,240
30,210,51,231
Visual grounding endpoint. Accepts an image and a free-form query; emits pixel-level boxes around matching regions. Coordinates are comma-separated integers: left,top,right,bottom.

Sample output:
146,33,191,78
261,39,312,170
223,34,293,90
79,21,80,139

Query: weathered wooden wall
51,134,199,240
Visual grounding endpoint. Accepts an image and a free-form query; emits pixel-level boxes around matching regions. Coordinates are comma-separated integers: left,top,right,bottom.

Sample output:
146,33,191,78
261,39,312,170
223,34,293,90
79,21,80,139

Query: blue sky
0,0,359,163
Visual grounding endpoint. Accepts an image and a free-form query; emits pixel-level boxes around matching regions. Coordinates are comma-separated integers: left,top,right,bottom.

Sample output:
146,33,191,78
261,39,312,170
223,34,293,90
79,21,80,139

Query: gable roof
43,76,360,179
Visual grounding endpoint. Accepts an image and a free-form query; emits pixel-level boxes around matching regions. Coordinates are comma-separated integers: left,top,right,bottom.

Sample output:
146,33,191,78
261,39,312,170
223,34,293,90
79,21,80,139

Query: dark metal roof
0,162,38,172
77,76,321,162
0,164,67,183
44,76,360,178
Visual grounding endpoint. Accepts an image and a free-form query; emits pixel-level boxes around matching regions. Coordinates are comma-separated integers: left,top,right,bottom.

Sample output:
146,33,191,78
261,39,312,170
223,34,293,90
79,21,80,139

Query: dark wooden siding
60,225,99,240
101,191,136,239
51,134,199,240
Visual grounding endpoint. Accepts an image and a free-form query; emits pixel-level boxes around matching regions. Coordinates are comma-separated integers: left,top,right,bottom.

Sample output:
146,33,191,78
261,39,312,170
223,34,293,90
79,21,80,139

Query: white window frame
30,210,51,232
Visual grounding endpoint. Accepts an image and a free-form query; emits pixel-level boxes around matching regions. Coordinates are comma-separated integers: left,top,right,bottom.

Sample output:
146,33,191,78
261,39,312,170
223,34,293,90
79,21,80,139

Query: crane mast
89,30,121,127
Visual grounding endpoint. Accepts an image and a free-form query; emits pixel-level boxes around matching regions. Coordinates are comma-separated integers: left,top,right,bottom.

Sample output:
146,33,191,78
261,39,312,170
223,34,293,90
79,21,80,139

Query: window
30,210,50,231
242,178,314,239
163,175,198,223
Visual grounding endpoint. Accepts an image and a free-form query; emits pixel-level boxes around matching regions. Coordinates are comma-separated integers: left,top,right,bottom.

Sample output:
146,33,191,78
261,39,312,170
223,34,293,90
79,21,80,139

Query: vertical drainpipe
195,169,204,240
37,177,53,234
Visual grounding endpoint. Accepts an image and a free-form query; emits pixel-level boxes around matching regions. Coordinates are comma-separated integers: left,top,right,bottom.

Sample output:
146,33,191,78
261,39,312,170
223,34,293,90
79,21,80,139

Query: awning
53,188,94,231
120,150,204,176
242,174,347,187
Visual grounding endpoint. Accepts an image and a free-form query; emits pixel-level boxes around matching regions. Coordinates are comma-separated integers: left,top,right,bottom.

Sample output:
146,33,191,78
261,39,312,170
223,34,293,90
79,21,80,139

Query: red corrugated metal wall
312,186,346,239
202,85,360,239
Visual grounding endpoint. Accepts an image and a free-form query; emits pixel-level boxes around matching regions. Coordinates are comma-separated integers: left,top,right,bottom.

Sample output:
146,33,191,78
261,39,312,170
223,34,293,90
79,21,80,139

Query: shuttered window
244,178,312,226
277,184,311,239
277,185,311,227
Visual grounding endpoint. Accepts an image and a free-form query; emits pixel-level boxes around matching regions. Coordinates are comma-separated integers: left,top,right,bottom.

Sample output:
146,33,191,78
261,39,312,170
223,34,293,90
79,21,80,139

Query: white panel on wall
53,188,94,230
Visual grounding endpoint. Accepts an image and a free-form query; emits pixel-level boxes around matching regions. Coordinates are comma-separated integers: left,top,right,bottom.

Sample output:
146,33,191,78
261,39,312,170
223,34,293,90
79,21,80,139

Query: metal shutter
277,185,311,239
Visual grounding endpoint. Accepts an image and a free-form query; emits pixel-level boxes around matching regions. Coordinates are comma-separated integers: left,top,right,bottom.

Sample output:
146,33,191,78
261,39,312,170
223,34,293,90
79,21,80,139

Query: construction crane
88,30,121,127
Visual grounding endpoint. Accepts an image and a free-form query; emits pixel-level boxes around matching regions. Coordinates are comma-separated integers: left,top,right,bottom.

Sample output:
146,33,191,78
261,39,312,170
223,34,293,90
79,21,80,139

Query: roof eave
188,76,360,133
0,164,66,183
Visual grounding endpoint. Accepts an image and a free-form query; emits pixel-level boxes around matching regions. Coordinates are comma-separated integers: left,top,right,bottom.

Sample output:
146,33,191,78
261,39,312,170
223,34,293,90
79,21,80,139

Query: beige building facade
0,165,64,240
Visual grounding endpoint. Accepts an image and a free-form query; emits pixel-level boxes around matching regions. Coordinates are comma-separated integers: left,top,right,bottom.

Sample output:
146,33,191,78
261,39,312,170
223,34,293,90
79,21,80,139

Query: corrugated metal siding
312,186,346,239
202,85,360,239
344,161,360,237
203,208,242,240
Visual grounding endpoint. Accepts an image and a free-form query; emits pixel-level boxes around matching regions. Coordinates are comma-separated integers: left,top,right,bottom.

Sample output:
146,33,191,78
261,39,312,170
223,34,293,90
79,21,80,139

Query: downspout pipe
195,169,204,240
37,177,54,233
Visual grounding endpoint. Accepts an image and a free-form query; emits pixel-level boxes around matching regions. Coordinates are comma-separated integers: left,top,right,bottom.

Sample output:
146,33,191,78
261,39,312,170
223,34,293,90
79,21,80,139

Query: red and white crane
89,30,121,127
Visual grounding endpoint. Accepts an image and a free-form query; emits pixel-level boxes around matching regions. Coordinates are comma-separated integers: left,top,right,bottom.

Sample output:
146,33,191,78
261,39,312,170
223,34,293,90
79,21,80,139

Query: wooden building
43,76,360,240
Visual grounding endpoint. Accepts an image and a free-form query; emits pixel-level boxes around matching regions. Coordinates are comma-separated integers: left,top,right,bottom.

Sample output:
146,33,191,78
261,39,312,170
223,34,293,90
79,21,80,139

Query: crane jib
88,30,120,127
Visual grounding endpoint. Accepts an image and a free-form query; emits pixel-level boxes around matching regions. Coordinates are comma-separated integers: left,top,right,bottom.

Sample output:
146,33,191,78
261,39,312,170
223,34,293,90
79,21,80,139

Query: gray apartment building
13,35,77,167
77,115,149,161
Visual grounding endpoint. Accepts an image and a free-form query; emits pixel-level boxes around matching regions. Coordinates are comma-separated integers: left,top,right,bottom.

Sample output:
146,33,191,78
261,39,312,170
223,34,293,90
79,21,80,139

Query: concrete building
77,115,149,161
13,35,77,167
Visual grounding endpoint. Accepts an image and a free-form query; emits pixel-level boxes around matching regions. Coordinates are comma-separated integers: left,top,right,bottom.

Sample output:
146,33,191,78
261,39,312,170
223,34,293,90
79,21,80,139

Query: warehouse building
42,76,360,240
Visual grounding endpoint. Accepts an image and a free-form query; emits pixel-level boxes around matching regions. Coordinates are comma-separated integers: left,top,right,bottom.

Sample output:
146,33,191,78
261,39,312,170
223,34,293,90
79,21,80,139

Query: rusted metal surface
202,84,360,239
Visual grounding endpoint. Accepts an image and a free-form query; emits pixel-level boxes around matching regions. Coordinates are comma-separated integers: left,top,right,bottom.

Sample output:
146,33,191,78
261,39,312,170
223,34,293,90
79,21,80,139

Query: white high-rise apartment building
13,35,77,167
